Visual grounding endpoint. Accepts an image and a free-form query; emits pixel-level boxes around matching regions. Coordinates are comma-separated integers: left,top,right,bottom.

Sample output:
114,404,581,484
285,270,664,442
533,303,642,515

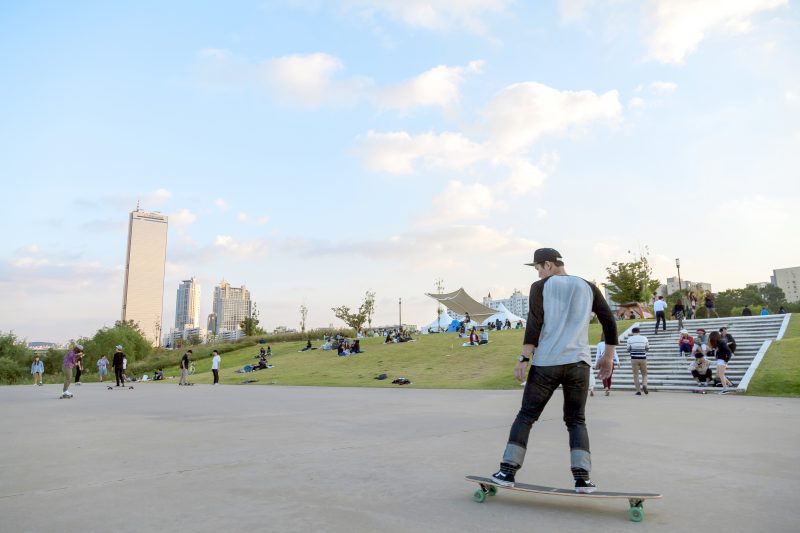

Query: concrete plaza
1,383,798,532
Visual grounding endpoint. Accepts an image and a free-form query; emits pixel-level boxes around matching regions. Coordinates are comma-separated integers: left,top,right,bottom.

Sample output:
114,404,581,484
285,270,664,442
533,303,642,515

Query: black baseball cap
525,248,563,266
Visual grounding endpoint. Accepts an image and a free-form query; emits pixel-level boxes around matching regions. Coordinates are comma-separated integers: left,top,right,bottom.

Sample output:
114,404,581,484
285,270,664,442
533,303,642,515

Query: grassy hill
153,320,637,389
746,314,799,397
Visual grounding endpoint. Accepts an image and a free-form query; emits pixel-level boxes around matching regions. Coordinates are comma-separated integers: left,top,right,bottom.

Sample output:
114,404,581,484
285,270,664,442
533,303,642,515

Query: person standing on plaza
653,296,668,334
742,305,753,316
490,248,618,493
96,355,109,383
211,350,221,385
179,350,191,386
689,292,698,319
626,327,649,395
122,355,128,382
112,345,125,387
73,348,85,386
31,356,44,386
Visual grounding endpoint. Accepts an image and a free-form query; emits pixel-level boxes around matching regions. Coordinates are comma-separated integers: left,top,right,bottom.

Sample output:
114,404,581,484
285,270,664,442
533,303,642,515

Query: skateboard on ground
108,385,135,390
466,475,661,523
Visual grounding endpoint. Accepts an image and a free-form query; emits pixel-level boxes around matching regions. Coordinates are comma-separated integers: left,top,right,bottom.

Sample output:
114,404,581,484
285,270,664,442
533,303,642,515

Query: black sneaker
491,464,516,487
575,479,597,493
635,391,642,395
643,385,648,395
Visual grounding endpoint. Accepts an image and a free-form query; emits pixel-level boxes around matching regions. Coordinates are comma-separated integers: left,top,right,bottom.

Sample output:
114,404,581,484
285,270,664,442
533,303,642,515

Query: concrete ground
1,383,798,533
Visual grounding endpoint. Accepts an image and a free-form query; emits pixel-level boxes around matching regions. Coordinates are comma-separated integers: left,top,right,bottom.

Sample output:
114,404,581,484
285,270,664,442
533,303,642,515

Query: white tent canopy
425,288,497,323
481,303,525,326
421,312,455,333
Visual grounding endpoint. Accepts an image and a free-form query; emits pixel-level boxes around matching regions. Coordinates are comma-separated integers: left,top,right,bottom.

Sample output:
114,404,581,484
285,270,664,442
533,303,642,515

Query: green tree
240,302,265,336
605,257,661,304
81,320,152,367
299,304,308,333
759,285,786,311
362,291,376,330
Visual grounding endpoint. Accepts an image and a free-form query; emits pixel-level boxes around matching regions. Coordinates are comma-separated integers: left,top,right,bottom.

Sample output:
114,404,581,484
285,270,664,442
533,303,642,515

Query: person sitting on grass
153,368,165,381
385,331,394,344
337,341,349,356
301,339,313,352
351,339,363,353
689,352,712,387
479,327,489,345
468,327,479,346
678,329,694,358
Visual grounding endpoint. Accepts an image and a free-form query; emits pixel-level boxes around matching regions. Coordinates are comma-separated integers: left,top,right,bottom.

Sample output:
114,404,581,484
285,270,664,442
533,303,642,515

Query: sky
1,0,799,343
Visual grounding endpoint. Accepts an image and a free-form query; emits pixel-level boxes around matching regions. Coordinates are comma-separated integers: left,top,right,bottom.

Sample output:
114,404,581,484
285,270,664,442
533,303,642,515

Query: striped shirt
626,335,649,359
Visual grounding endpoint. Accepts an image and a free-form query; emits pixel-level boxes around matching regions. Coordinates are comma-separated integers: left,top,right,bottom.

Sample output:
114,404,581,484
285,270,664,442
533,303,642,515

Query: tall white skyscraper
121,208,168,345
212,280,251,333
175,277,201,330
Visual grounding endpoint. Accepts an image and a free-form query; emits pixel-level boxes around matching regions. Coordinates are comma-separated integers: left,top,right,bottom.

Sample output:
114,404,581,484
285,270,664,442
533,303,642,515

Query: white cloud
170,208,197,226
238,212,249,222
483,82,622,154
13,257,49,268
237,212,270,225
628,96,646,109
373,60,483,112
650,81,678,93
213,235,268,259
342,0,510,34
358,130,486,174
426,180,498,222
647,0,788,64
215,198,229,210
503,159,547,194
144,188,172,205
558,0,601,23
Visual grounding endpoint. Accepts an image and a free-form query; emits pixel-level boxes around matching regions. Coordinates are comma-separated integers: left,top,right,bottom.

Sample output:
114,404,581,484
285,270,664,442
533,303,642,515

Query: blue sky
1,0,799,342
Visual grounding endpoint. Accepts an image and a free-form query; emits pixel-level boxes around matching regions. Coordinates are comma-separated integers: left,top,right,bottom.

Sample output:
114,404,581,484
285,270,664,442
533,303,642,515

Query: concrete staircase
592,314,789,393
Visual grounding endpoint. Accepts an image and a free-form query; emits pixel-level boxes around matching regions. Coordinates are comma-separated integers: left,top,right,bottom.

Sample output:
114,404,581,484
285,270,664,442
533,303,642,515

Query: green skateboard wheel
627,506,644,522
487,486,497,496
473,489,486,503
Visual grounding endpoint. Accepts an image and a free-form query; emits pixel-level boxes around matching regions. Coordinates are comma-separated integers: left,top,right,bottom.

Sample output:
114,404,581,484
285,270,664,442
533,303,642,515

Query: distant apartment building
482,289,529,320
206,313,217,335
212,280,251,334
746,282,770,290
121,209,168,345
771,266,800,303
663,277,711,296
175,277,201,330
164,326,207,348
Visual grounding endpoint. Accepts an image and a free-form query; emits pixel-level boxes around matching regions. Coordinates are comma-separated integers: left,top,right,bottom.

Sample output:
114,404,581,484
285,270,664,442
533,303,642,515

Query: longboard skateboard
466,476,661,522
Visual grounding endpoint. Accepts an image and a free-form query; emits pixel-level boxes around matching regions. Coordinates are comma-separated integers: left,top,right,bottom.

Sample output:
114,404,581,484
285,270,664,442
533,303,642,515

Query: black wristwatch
518,355,530,363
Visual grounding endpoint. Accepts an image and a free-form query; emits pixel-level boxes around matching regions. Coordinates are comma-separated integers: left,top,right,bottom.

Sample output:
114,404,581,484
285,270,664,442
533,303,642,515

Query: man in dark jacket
112,345,125,387
719,327,736,353
741,305,752,316
179,350,191,385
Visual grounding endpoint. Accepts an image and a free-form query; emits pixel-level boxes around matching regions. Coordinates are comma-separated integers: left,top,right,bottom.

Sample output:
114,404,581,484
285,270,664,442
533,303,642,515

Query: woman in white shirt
595,333,621,396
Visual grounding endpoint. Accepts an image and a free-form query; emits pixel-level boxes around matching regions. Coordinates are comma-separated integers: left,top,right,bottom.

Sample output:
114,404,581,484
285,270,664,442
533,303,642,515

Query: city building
218,329,245,342
746,282,770,290
663,277,711,296
164,326,207,348
482,289,529,320
121,208,168,345
771,266,800,303
206,313,217,335
212,280,251,334
175,277,201,330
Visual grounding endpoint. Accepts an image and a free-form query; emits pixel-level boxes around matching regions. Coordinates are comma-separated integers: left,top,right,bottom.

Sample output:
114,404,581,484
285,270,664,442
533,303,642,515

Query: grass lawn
152,320,638,389
746,314,800,397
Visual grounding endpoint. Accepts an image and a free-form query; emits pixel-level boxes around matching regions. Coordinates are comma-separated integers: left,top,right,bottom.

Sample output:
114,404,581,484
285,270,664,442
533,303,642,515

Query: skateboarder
179,350,192,385
61,345,82,398
491,248,618,493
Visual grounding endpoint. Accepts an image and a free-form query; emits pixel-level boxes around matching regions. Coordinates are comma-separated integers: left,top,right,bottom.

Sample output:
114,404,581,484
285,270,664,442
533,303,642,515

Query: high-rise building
175,277,201,330
771,266,800,303
206,313,217,335
482,289,529,320
212,280,251,334
121,208,168,345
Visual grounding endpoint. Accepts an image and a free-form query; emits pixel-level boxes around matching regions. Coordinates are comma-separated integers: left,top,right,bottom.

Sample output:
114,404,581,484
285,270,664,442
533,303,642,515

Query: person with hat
626,327,649,395
112,345,125,387
678,329,694,358
692,328,709,358
490,248,618,493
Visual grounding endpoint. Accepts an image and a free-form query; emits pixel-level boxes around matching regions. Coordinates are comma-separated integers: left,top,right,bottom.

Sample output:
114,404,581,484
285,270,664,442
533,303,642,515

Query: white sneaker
520,381,527,386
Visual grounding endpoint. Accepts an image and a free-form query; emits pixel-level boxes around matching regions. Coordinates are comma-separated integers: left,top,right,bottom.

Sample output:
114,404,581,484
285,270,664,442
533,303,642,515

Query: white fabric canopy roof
425,288,498,323
481,303,525,326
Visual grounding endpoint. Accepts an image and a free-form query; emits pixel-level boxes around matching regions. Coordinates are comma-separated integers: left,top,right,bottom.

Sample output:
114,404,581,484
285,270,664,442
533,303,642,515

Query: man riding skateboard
491,248,618,493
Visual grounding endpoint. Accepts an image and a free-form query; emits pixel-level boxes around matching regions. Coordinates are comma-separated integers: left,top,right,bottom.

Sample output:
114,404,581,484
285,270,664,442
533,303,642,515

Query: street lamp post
676,258,682,299
399,297,402,330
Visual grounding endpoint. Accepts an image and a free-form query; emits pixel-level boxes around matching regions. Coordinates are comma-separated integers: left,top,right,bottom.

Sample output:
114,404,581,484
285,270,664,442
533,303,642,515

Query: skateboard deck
466,476,661,522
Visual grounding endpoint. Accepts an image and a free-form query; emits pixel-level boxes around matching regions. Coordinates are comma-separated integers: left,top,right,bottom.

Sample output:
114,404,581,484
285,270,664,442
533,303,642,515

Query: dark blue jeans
502,362,592,472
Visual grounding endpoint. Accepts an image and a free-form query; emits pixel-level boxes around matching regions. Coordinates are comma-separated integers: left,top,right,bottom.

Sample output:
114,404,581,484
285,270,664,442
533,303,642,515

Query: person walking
708,331,734,393
671,298,686,331
688,292,698,320
626,327,649,395
211,350,221,385
96,355,109,383
653,296,668,334
112,345,125,387
179,350,191,386
595,333,620,396
61,345,82,398
490,248,618,493
31,356,44,386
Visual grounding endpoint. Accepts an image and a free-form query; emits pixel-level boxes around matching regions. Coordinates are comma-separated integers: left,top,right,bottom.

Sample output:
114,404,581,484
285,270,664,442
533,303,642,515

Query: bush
0,357,24,384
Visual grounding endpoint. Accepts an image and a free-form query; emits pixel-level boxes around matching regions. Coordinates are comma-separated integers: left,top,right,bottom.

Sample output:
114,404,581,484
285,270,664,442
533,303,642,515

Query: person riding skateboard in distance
491,248,618,493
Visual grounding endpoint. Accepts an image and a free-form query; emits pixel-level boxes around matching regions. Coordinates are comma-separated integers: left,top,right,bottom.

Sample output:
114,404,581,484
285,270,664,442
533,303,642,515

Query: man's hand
596,346,616,380
515,361,529,382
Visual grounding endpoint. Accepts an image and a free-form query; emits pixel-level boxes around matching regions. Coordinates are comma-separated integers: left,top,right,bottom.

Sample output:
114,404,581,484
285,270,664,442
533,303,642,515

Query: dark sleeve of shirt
523,279,547,347
588,282,618,346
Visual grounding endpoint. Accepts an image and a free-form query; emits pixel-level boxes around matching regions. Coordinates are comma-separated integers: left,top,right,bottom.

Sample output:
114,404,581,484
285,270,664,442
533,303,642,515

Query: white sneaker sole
491,477,514,487
575,486,596,494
